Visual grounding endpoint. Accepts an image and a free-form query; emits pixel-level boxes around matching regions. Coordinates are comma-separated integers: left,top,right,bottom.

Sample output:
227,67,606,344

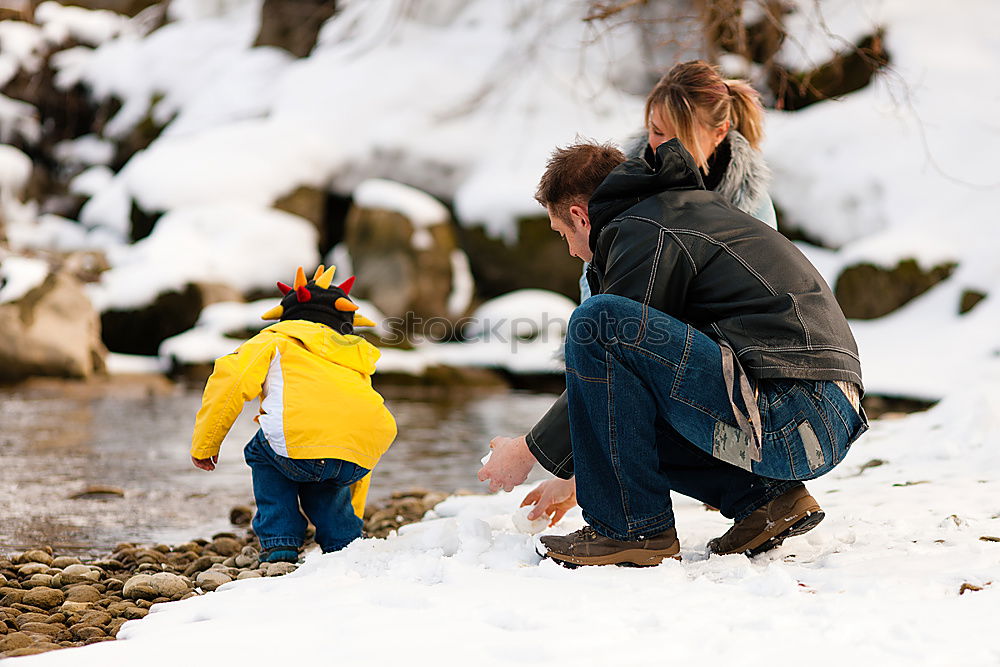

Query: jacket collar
588,138,705,251
262,319,380,375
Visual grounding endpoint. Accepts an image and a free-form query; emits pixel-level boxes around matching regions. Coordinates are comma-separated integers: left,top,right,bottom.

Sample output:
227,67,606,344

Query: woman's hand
477,435,536,492
520,477,577,526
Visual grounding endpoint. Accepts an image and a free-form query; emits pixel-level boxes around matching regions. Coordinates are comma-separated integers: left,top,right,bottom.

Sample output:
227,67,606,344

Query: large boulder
834,259,956,319
344,179,471,327
457,215,583,302
0,268,106,381
254,0,339,58
100,282,242,356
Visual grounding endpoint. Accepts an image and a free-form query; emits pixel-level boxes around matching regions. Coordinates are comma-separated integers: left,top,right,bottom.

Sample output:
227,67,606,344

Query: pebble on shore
0,488,448,659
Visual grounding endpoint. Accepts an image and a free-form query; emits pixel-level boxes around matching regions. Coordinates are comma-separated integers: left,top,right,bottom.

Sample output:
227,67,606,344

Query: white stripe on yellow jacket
191,320,397,517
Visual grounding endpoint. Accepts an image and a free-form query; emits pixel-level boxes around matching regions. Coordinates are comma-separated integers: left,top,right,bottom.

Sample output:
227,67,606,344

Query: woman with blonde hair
577,60,777,302
643,59,776,226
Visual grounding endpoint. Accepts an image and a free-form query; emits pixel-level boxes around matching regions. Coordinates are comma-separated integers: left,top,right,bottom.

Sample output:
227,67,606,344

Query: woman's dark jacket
526,139,862,479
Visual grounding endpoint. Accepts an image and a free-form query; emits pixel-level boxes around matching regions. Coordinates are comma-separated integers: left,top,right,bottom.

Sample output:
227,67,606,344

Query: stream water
0,376,557,556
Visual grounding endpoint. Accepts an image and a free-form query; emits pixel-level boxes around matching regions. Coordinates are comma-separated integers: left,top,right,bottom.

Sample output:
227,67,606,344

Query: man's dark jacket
526,139,862,479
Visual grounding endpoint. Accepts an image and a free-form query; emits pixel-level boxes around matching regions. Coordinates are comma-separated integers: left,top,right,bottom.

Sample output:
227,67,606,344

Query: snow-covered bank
16,374,1000,666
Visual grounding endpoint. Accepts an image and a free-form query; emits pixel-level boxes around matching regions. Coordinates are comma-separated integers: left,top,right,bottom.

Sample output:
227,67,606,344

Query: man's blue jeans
243,430,369,552
564,295,867,541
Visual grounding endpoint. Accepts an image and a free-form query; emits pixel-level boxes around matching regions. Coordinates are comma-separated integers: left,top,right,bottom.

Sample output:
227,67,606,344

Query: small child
190,265,397,563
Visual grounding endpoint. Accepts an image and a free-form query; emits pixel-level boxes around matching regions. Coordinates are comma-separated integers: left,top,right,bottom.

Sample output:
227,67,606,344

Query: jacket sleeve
526,391,574,479
598,218,694,313
191,336,275,459
525,218,697,478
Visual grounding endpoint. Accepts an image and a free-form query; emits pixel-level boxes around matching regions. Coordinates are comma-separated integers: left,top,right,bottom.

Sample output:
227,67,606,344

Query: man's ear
568,203,590,230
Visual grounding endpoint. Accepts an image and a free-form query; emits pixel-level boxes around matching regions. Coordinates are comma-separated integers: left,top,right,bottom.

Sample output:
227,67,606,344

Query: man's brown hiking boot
539,526,680,567
708,485,824,556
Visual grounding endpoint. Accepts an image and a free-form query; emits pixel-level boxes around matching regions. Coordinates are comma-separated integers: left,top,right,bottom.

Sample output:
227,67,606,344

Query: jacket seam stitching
620,215,776,295
788,293,812,348
736,345,860,360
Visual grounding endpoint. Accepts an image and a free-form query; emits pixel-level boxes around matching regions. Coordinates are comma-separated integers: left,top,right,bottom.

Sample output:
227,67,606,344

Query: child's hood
262,319,381,375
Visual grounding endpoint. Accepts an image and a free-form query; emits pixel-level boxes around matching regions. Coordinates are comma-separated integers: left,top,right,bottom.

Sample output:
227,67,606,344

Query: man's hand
191,455,218,471
477,435,536,493
521,477,577,526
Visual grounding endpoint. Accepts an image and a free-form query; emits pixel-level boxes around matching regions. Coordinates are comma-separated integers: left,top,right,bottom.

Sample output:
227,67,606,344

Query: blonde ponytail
646,61,766,169
724,78,764,149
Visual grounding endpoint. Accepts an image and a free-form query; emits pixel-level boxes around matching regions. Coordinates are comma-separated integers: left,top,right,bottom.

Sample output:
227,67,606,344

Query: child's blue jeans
243,429,369,553
565,294,868,541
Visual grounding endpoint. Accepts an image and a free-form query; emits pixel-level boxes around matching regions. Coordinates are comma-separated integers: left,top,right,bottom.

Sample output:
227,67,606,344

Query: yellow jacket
191,319,397,516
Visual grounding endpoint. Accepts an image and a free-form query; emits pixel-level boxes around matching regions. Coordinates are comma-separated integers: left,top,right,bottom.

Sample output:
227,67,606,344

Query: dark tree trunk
254,0,338,58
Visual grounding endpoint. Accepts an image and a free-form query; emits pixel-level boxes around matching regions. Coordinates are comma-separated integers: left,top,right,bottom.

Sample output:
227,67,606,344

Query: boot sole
745,509,825,556
540,546,681,568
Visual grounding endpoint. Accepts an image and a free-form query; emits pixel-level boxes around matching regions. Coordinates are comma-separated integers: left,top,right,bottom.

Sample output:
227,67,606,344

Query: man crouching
479,140,867,566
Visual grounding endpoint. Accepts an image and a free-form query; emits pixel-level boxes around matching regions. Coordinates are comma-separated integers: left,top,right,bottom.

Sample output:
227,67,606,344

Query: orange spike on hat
293,266,308,289
334,297,358,312
312,265,325,281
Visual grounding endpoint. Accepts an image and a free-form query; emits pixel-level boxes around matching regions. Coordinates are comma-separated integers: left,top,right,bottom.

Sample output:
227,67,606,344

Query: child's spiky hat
261,265,376,335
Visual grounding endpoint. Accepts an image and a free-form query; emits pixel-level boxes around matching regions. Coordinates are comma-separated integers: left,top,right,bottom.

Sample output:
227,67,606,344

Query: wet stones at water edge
0,535,257,658
0,490,450,658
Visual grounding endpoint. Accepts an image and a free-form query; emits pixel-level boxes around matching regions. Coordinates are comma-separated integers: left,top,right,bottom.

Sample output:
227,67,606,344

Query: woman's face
647,107,728,168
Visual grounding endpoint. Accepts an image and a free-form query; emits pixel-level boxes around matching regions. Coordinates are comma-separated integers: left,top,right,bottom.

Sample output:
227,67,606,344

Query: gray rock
65,585,101,604
50,557,82,569
121,606,147,620
71,625,107,641
122,575,158,601
0,632,34,652
15,551,53,567
236,571,262,580
208,537,241,557
78,610,112,627
16,563,49,577
60,601,92,614
146,573,189,598
23,574,54,588
16,622,64,638
195,570,232,592
60,564,100,584
234,546,259,568
13,613,48,629
22,587,65,610
0,269,107,381
264,562,297,577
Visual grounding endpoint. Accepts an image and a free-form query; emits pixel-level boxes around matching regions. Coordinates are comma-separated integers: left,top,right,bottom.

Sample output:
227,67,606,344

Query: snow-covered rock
0,266,106,380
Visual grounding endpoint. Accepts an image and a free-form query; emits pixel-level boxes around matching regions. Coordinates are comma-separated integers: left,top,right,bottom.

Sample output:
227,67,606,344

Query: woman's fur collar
624,130,770,216
716,130,771,216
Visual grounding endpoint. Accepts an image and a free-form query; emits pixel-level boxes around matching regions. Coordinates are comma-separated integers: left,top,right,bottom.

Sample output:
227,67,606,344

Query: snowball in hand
512,505,549,534
480,451,492,466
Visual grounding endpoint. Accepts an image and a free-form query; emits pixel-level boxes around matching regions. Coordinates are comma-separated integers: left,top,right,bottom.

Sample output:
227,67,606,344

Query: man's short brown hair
535,141,626,221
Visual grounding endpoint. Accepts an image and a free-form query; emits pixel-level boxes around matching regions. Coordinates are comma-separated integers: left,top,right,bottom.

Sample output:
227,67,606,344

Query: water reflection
0,377,557,554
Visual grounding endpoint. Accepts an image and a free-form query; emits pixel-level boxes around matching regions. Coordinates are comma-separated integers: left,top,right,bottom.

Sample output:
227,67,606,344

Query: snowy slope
16,380,1000,666
765,0,1000,399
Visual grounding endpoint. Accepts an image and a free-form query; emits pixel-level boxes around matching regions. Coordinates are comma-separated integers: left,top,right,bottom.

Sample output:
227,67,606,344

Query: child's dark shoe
260,546,299,563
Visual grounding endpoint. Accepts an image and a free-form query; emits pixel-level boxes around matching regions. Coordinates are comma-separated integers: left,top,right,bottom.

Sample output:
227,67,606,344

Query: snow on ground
16,374,1000,666
0,254,48,303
